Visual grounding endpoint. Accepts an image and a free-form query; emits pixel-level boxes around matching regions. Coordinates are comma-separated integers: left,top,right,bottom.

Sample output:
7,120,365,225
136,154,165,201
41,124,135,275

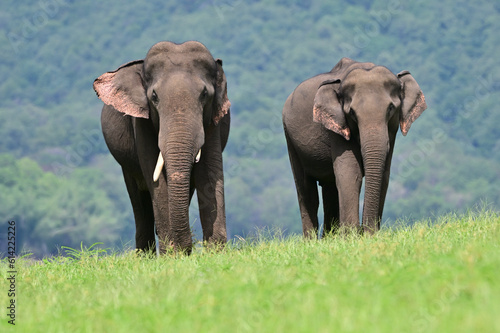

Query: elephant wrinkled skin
94,41,230,254
282,57,427,237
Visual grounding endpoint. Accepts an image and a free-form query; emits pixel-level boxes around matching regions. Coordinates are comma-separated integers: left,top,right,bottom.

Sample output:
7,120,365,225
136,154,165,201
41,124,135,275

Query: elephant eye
200,87,208,100
388,103,396,114
151,90,159,105
349,108,357,122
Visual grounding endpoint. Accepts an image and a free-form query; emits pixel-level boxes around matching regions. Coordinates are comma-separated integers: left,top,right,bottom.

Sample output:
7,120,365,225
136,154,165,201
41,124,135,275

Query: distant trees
0,154,133,256
1,0,499,256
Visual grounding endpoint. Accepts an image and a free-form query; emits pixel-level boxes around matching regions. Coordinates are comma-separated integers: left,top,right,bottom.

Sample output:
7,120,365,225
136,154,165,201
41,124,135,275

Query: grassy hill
1,0,499,256
1,210,499,332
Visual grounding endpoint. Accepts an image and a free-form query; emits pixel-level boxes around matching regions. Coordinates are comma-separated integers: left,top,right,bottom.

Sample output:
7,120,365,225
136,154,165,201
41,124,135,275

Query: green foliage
1,0,499,256
60,242,110,262
0,154,132,256
1,211,499,332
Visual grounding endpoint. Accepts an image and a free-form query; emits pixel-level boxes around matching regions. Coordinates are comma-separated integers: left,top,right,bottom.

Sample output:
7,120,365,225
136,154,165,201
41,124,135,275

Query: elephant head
313,66,427,232
93,41,230,251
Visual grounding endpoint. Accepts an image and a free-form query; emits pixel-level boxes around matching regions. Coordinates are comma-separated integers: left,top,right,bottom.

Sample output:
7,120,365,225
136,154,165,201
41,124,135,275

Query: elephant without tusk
283,57,427,238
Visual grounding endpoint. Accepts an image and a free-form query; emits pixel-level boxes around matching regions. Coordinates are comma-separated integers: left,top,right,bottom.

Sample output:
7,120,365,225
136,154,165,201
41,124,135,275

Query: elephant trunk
158,121,202,254
360,128,389,234
163,140,194,253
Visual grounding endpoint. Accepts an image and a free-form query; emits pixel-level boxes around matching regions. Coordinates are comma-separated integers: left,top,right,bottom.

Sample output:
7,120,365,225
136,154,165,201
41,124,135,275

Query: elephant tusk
153,152,164,182
195,149,202,163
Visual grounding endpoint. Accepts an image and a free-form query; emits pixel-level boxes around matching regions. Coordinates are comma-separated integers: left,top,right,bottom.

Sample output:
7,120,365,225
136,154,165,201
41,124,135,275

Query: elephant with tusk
152,148,200,183
94,41,230,254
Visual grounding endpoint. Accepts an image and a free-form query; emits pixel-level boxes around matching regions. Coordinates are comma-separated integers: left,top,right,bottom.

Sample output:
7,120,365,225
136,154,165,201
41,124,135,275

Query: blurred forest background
1,0,499,257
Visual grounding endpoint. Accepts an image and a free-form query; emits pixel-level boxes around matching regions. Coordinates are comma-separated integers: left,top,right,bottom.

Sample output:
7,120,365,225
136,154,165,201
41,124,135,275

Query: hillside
1,0,499,256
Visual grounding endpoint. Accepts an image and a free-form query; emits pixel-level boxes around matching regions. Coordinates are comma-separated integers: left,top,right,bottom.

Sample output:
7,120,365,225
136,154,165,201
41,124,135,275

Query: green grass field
2,210,500,333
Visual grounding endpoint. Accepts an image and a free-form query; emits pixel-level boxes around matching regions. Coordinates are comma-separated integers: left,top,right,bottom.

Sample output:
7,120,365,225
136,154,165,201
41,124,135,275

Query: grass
1,210,500,332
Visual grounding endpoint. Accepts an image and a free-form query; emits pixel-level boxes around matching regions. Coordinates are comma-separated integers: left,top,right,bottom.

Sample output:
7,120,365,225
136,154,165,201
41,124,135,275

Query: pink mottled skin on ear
214,98,231,125
313,105,351,140
93,72,149,119
401,92,426,136
93,72,115,103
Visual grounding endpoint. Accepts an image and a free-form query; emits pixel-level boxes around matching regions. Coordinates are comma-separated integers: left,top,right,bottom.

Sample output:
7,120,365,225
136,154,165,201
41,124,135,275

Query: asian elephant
282,57,427,237
93,41,231,254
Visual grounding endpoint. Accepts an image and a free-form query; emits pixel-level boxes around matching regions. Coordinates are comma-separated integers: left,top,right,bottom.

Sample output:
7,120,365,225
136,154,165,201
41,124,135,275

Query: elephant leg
189,185,196,203
377,145,395,228
133,118,172,254
377,168,390,229
298,176,320,239
122,169,156,253
321,183,339,236
378,131,396,228
333,149,363,231
293,175,320,239
193,125,227,245
286,137,319,238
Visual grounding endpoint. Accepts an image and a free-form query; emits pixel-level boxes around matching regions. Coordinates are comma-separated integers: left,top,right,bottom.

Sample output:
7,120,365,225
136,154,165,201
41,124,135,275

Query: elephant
282,57,427,237
93,41,231,254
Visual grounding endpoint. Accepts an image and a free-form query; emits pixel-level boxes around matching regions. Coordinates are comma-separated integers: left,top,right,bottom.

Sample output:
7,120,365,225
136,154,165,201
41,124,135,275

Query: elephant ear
397,70,427,136
313,79,350,140
213,58,231,125
93,60,149,119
